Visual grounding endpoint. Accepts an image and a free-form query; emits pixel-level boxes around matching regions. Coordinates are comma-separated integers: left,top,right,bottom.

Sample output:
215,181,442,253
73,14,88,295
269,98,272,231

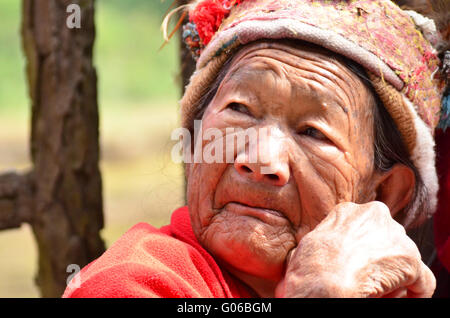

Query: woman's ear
375,164,415,218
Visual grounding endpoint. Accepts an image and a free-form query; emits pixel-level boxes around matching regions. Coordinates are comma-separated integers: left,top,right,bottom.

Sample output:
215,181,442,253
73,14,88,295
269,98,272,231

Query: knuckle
335,201,358,210
423,264,437,290
390,219,407,235
332,202,359,217
401,236,421,258
369,201,391,216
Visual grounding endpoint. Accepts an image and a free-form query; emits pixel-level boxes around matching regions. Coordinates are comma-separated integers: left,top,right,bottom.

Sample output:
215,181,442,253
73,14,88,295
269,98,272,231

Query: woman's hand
275,202,436,298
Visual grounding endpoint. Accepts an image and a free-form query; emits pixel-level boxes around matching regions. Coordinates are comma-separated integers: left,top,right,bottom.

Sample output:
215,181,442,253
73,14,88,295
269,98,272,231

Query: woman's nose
234,127,290,187
234,160,290,186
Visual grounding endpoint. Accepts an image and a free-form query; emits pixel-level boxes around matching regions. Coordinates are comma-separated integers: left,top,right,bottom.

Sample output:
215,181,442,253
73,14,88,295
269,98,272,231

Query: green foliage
101,0,174,15
0,0,28,114
0,0,180,114
95,0,181,107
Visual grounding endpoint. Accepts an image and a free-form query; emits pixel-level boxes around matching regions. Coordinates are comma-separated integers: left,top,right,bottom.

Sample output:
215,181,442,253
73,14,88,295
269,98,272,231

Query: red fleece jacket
435,129,450,273
62,207,255,298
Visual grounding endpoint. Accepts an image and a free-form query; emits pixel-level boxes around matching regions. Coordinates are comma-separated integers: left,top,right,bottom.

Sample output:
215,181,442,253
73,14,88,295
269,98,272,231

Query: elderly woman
63,0,449,298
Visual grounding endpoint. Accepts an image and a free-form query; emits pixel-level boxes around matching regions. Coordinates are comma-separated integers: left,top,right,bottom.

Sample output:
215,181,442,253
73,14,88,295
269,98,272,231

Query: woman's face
186,41,380,291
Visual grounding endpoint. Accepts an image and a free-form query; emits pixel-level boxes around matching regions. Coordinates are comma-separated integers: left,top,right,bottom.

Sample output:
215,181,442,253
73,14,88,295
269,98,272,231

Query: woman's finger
382,287,408,298
406,262,436,298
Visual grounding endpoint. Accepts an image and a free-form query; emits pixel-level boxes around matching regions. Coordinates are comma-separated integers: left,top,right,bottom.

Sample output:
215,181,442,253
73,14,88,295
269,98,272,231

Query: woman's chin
205,226,293,282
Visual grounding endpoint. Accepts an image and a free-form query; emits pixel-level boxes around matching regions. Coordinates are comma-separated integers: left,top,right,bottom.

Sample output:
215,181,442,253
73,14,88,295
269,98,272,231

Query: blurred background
0,0,185,297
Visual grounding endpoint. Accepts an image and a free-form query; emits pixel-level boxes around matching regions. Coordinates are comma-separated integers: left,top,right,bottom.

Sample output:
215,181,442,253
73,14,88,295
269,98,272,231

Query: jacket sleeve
62,222,224,298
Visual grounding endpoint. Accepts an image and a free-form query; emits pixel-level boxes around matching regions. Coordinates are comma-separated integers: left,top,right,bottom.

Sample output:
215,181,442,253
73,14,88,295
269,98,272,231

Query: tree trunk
20,0,105,297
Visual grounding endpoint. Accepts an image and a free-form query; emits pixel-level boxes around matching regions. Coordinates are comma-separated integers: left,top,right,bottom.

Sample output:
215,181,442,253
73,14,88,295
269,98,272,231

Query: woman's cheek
187,161,223,234
291,141,359,231
307,140,360,197
187,124,238,237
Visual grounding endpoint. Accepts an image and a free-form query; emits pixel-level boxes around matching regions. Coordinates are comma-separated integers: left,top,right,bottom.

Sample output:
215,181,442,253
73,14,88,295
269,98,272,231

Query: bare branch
0,171,33,230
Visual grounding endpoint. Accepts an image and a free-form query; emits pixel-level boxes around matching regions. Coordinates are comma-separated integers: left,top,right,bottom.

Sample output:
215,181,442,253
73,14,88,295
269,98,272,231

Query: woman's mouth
223,202,289,225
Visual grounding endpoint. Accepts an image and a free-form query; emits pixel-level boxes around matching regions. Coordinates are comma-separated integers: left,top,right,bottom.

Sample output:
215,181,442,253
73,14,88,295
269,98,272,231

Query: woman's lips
213,165,302,227
224,202,289,225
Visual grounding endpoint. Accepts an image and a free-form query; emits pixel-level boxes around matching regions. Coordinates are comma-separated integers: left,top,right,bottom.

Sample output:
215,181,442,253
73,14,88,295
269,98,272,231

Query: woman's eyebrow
217,66,265,99
221,63,265,87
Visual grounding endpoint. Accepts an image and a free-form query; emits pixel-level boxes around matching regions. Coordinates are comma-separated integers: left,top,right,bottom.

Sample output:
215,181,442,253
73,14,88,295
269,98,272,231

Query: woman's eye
300,127,328,141
227,103,251,116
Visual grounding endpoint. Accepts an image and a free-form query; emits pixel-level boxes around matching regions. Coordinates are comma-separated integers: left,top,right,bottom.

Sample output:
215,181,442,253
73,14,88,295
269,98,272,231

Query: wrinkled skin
185,41,436,297
276,202,435,298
